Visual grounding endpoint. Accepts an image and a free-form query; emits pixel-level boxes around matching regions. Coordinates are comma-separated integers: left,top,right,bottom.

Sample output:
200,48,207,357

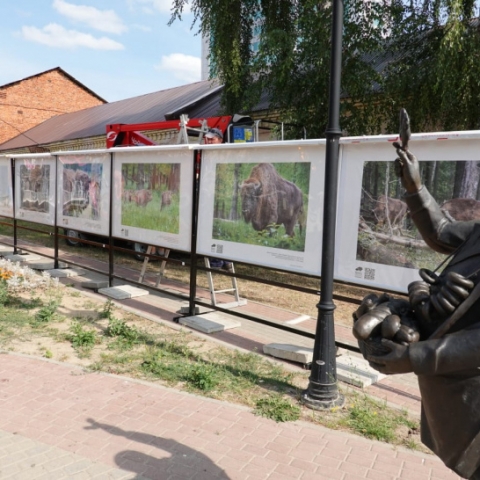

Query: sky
0,1,204,103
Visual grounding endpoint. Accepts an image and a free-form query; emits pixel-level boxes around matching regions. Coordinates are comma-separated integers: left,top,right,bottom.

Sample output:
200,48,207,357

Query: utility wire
0,116,40,147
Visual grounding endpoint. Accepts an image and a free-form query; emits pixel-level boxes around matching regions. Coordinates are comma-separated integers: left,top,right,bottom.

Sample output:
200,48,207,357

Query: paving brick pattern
0,354,461,480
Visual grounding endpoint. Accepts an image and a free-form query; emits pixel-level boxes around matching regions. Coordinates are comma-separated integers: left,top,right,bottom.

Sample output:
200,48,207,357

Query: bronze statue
353,111,480,479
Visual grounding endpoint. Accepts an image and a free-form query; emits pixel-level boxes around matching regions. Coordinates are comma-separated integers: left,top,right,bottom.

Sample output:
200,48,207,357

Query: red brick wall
0,69,105,145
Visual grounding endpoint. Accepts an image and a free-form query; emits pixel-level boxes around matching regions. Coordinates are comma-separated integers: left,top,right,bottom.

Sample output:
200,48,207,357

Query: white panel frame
14,154,56,226
56,152,111,236
0,156,14,218
336,132,480,293
197,141,326,275
111,146,194,251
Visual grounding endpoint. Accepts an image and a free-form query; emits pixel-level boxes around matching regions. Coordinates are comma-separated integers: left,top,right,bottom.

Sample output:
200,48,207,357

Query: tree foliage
171,0,480,136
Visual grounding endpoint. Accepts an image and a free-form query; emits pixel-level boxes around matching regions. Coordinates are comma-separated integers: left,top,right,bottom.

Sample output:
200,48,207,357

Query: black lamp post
303,0,345,410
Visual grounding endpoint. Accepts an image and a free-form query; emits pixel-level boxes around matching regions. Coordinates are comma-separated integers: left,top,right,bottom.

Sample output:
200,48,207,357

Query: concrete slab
99,285,149,300
336,352,386,388
284,315,311,325
214,299,248,309
47,268,86,278
0,245,14,255
27,260,68,270
179,312,241,334
81,280,110,289
4,253,41,263
179,302,201,315
263,343,313,365
65,271,109,289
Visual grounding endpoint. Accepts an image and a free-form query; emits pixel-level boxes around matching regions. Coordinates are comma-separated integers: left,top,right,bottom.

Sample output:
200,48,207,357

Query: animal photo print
357,159,480,271
212,162,310,252
20,164,51,213
62,163,103,220
121,163,180,234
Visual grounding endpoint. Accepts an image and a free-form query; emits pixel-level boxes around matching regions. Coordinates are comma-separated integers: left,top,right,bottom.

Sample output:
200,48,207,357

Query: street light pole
303,0,345,410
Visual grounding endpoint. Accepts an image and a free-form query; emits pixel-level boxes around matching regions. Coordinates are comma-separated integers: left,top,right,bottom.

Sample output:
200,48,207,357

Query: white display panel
56,153,111,236
197,141,325,275
0,157,13,218
14,155,56,225
336,133,480,292
112,147,194,251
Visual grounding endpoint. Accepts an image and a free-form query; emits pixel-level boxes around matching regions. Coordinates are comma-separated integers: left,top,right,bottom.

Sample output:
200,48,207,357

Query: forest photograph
211,162,309,252
357,159,480,271
121,163,180,234
62,163,103,221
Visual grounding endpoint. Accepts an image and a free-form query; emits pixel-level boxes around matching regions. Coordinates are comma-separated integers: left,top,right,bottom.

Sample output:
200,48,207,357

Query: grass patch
254,395,301,422
341,393,419,444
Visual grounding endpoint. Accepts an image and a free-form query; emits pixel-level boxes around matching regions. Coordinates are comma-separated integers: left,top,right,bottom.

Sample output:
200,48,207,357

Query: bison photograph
357,159,480,270
120,163,180,234
211,162,309,251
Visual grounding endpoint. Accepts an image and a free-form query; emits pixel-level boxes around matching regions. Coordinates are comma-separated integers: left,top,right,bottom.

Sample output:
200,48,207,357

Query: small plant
99,300,115,319
68,322,98,349
0,280,10,306
254,395,301,422
32,300,59,325
185,363,219,391
106,317,137,339
105,317,141,350
44,349,53,359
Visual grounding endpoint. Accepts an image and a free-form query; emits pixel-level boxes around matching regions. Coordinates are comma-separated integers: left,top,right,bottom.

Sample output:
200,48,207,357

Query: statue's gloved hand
429,271,474,319
409,272,474,325
367,340,413,374
393,145,422,194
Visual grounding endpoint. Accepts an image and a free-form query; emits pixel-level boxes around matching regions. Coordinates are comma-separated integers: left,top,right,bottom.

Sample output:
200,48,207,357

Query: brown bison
240,163,304,237
161,190,173,210
122,190,136,203
373,195,407,228
441,198,480,222
135,189,152,207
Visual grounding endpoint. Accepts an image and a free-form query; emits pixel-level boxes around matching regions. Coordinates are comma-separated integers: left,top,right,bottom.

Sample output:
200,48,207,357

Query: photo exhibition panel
56,152,111,237
197,142,325,275
335,134,480,292
0,157,13,218
112,148,193,252
14,154,56,226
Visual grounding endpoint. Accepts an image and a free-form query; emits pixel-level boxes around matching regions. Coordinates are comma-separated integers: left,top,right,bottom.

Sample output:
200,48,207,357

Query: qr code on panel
364,268,375,280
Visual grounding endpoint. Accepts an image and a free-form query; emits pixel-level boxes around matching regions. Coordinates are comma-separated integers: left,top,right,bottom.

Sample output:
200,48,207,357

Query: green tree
171,0,480,136
382,0,480,133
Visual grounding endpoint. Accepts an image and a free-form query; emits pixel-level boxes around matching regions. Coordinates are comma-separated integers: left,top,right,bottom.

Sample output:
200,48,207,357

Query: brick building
0,67,106,146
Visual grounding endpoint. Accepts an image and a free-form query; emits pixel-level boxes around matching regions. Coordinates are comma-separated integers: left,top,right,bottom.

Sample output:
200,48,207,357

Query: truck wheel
64,229,85,247
133,242,148,261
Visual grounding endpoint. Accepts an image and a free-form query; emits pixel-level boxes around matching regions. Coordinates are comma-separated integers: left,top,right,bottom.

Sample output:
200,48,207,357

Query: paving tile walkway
0,353,461,480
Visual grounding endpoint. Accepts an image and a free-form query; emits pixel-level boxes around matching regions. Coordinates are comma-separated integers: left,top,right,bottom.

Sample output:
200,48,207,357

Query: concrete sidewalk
0,353,460,480
0,244,462,478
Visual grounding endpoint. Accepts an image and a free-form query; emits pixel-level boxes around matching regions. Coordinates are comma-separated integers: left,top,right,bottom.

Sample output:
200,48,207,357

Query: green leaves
171,0,480,136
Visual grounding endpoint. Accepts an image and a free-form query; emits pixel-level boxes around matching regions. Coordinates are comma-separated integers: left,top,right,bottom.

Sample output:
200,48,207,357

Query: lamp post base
302,382,345,411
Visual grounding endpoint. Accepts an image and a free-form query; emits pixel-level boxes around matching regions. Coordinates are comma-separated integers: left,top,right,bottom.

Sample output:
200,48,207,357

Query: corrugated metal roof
0,79,225,152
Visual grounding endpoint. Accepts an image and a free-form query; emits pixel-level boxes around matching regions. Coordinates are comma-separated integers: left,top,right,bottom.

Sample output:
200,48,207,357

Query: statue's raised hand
393,144,422,194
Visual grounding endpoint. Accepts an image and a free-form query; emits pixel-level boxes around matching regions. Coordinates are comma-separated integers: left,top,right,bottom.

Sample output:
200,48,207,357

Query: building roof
0,67,107,104
0,79,230,152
